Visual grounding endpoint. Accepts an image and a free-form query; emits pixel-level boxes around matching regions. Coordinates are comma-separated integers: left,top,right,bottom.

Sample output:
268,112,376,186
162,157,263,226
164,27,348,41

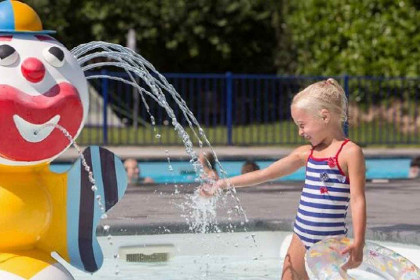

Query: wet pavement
101,179,420,245
57,146,420,244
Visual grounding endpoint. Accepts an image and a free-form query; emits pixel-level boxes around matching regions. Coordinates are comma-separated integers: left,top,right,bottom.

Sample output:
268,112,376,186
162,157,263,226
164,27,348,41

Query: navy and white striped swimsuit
293,139,351,249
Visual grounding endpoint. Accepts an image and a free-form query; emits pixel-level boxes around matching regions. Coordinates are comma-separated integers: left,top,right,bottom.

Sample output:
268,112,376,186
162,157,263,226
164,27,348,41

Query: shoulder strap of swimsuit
308,146,315,161
335,139,350,158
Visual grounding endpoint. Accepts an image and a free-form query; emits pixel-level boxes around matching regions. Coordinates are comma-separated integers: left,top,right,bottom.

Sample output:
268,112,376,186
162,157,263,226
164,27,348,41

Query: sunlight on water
35,42,253,278
71,41,248,235
59,232,420,280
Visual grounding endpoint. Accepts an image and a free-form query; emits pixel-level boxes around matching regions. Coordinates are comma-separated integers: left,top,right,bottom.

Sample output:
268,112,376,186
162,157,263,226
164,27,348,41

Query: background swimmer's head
199,151,217,171
291,78,348,129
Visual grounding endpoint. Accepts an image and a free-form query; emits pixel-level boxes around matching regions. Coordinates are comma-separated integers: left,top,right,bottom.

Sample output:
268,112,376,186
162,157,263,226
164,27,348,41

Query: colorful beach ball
0,0,55,34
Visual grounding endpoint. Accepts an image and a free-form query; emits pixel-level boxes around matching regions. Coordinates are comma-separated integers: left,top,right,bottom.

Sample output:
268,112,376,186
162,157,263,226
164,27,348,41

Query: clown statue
0,1,127,279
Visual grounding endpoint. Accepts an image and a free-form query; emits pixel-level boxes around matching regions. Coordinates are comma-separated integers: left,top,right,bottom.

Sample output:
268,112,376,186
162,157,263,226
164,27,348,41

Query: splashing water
71,41,248,233
34,41,253,280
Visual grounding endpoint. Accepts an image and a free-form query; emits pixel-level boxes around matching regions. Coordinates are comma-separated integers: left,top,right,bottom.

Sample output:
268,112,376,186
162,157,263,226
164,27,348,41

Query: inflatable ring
305,236,420,280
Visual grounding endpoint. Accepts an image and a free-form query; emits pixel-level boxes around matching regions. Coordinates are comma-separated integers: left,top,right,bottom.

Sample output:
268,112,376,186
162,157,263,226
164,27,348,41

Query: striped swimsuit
293,139,351,249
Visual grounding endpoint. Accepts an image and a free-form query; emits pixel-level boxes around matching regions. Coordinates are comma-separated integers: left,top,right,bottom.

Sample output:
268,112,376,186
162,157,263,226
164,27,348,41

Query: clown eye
43,46,65,67
0,45,19,66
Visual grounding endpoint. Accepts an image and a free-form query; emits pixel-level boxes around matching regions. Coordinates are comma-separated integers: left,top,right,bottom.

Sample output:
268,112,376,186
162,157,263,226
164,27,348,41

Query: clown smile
0,22,88,164
0,82,83,161
13,114,61,143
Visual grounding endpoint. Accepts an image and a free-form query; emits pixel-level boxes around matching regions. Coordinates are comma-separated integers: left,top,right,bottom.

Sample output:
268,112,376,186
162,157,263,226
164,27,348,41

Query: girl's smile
291,106,326,146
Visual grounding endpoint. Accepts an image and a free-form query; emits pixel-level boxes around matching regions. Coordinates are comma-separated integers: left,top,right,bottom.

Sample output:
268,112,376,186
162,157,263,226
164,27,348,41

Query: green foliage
26,0,420,76
287,0,420,76
27,0,280,73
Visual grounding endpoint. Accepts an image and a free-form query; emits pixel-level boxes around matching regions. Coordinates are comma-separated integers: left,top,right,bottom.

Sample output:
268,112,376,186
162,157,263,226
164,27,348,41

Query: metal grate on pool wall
126,252,169,262
119,244,175,263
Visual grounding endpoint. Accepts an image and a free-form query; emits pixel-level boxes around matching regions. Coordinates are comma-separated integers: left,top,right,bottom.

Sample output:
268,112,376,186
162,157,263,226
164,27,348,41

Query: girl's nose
21,57,46,83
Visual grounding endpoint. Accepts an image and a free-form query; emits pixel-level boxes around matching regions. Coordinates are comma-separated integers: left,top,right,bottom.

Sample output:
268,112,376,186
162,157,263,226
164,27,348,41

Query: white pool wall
58,231,420,280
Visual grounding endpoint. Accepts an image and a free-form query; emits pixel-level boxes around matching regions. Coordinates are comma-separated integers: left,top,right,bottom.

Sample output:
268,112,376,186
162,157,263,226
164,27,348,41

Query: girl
201,78,366,280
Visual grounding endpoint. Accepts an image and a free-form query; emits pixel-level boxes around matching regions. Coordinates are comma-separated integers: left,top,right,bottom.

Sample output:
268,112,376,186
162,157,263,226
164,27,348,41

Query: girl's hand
340,242,364,271
199,179,225,197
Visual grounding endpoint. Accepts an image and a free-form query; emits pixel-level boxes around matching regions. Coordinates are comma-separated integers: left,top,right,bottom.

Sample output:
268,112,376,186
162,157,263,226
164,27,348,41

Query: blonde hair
292,78,348,124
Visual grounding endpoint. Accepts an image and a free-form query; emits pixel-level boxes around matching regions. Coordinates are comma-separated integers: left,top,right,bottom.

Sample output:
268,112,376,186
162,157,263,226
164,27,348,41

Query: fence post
101,69,109,145
226,72,233,145
343,74,349,137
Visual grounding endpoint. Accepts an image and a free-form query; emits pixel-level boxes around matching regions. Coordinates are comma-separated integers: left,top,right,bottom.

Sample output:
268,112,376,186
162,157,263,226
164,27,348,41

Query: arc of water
74,48,201,172
71,41,249,230
75,44,231,183
73,44,206,152
36,123,107,212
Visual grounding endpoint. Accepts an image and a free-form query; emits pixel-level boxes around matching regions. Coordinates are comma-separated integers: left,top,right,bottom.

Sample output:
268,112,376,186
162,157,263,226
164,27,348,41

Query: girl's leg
281,233,309,280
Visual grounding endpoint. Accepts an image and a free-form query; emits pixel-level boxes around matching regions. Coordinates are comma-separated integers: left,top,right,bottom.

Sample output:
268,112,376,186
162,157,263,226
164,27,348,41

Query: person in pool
200,78,366,280
198,151,219,181
241,160,260,174
124,158,154,185
409,156,420,179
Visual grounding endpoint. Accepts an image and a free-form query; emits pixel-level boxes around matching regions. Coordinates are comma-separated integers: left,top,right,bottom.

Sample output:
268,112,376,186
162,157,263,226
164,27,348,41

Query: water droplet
103,225,110,231
155,134,161,139
101,213,108,219
69,41,250,238
91,185,98,191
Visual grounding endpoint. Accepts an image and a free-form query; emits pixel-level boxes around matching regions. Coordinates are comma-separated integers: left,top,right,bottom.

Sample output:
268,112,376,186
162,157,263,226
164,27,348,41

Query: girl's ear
320,109,330,123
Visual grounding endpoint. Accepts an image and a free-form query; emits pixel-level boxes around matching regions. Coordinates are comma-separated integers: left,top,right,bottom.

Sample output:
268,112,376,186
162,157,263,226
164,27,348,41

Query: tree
287,0,420,76
27,0,283,73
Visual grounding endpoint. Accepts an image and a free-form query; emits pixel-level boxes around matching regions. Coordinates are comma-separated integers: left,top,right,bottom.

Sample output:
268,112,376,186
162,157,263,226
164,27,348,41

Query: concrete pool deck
57,146,420,244
99,179,420,246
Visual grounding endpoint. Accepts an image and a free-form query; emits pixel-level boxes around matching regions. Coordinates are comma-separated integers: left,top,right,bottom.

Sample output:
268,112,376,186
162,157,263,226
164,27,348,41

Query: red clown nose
21,57,46,83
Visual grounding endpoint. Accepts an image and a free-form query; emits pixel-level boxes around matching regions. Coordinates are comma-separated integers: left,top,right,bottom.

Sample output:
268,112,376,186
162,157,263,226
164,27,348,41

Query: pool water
60,231,284,280
59,231,420,280
51,158,411,183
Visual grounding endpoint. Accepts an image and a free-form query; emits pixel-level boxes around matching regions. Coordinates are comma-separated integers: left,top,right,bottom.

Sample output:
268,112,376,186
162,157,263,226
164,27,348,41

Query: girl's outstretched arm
340,144,367,271
200,145,311,196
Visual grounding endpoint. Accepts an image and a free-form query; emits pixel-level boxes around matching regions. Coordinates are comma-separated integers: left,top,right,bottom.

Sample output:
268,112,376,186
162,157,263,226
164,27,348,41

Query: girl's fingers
341,246,363,271
340,245,352,255
342,259,362,271
199,185,215,197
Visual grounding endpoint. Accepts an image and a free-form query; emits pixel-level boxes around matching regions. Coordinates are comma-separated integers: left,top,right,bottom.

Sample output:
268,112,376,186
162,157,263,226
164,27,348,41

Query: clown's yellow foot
0,250,73,280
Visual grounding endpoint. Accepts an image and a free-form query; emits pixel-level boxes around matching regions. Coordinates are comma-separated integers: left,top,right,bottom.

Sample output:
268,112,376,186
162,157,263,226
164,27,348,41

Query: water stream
36,41,251,278
71,41,248,234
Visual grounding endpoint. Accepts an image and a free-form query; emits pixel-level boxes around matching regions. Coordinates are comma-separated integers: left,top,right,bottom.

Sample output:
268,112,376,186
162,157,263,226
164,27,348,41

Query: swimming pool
59,231,420,280
51,158,412,183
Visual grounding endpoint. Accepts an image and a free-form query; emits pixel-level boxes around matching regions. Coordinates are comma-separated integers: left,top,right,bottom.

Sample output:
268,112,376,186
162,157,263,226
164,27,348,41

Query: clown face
0,34,88,165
